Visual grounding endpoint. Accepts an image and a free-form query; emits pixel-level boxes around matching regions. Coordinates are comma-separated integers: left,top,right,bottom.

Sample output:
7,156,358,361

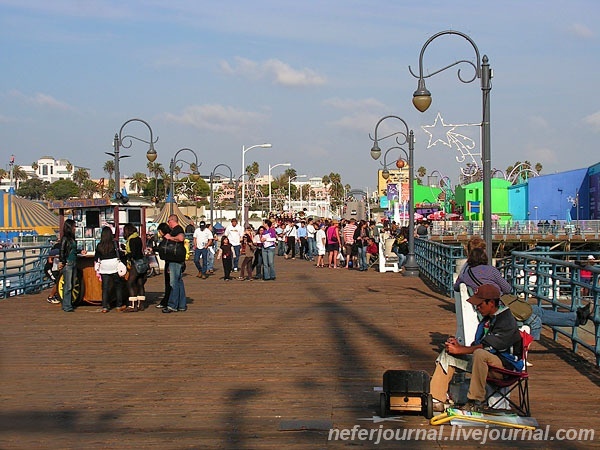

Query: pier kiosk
49,197,152,305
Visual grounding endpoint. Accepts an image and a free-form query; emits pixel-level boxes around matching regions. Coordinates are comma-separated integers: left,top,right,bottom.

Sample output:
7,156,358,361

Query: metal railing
415,239,600,366
428,219,600,240
0,244,53,299
414,238,464,296
497,250,599,366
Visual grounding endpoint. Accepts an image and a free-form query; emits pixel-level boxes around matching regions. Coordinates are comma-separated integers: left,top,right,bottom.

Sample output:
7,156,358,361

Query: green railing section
0,244,53,299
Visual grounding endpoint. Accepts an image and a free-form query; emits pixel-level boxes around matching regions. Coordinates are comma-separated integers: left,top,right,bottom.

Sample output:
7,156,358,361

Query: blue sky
1,0,599,193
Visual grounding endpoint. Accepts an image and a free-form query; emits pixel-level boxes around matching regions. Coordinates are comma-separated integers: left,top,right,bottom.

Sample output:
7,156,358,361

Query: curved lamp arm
118,118,158,159
369,115,411,160
408,30,483,112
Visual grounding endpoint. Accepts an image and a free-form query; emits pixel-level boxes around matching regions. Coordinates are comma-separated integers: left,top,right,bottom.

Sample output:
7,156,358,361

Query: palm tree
65,162,73,173
147,162,164,200
12,165,28,189
72,168,90,187
0,168,7,184
80,179,100,198
246,161,260,179
31,162,39,172
129,172,148,194
103,160,115,180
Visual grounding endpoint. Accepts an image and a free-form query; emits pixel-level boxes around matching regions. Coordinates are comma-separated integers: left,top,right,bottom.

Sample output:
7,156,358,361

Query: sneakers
432,401,446,412
47,295,60,304
577,303,592,326
461,399,484,413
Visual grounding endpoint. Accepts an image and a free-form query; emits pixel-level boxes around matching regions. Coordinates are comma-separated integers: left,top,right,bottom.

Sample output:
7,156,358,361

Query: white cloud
568,23,594,39
583,111,600,132
528,115,550,129
220,57,326,87
323,97,386,111
164,104,269,132
529,146,559,166
8,90,74,111
329,112,384,134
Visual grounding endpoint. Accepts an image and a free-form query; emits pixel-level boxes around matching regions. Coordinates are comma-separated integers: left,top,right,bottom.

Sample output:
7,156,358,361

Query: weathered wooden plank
0,258,599,449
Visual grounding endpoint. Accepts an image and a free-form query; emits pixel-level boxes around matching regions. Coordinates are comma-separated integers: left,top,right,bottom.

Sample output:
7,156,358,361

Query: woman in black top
94,226,124,313
154,222,172,309
123,223,147,312
220,236,234,280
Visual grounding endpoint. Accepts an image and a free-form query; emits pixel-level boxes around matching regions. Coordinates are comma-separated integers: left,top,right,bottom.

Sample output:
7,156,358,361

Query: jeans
207,247,215,271
277,241,286,256
307,237,317,259
299,237,307,259
262,247,276,280
357,246,368,271
286,237,296,258
232,245,241,270
253,249,263,278
101,272,123,310
167,261,186,311
393,251,407,268
524,305,577,340
194,248,209,274
62,261,76,312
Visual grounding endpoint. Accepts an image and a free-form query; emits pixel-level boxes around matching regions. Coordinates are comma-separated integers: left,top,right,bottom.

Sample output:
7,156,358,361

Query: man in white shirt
193,221,214,279
224,218,243,271
306,218,317,261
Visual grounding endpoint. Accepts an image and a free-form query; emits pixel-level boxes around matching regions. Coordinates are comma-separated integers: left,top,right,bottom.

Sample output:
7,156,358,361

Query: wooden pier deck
1,259,599,449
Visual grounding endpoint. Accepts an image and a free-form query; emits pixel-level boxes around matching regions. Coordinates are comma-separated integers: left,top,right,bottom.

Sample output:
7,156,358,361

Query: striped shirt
343,223,357,244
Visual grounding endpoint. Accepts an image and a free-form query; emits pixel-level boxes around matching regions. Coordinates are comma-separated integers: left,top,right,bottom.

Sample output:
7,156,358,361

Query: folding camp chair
485,330,534,416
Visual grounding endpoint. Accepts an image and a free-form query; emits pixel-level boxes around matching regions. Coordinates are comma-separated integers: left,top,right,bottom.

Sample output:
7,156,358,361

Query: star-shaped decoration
422,112,456,148
178,178,196,196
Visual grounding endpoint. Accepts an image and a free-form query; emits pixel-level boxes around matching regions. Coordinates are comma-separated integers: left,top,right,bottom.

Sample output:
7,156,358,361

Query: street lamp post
169,148,201,216
410,30,492,261
107,118,158,203
210,164,234,225
288,175,307,212
268,162,291,214
241,143,272,228
370,115,418,277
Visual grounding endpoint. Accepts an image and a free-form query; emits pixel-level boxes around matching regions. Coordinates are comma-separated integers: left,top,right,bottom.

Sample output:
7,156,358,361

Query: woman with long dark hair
58,218,85,312
220,235,234,281
123,223,147,312
94,226,124,313
154,222,172,309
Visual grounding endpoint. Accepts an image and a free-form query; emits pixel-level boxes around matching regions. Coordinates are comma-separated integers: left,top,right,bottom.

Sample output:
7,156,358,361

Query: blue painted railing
414,240,600,367
497,250,599,366
0,244,53,299
414,238,465,296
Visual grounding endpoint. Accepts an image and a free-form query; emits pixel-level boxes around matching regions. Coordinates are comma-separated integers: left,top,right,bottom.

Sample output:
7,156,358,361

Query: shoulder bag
467,266,532,321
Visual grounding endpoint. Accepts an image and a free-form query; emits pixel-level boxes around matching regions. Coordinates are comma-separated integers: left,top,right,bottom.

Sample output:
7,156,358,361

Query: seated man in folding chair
430,284,523,413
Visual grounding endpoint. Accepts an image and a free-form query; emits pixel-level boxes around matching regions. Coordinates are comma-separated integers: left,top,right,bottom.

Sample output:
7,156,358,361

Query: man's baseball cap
467,284,501,306
199,221,206,227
